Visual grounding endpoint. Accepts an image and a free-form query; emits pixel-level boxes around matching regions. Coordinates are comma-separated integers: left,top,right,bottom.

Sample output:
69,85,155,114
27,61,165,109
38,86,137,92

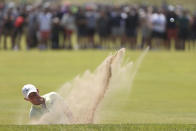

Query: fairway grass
0,50,196,125
1,124,196,131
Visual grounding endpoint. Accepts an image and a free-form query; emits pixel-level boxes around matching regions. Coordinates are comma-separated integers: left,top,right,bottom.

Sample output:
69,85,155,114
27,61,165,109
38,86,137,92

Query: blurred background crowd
0,0,196,50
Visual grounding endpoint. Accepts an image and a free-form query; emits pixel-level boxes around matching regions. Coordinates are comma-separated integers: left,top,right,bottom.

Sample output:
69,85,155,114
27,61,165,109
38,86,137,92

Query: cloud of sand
30,48,148,124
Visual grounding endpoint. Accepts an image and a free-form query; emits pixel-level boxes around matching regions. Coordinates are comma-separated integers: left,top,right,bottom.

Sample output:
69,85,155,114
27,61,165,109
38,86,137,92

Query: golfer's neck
41,98,47,109
41,97,45,104
36,97,45,105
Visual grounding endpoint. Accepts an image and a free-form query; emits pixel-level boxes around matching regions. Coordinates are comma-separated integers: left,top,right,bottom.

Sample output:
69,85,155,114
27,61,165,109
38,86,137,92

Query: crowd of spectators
0,1,196,50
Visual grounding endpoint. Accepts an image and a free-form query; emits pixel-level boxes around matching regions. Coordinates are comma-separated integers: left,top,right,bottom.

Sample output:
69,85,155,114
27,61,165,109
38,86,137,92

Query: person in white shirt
37,7,52,50
151,9,166,48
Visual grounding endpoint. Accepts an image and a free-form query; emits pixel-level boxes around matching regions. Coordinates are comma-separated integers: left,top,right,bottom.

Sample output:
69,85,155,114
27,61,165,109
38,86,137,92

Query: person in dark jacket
177,10,190,50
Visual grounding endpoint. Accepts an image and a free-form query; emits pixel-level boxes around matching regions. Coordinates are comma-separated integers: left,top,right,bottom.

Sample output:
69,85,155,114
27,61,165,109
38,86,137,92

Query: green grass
2,124,196,131
0,49,196,130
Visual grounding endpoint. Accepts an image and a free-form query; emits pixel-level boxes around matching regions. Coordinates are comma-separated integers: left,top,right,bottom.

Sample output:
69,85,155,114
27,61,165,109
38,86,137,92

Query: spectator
191,12,196,48
140,7,152,49
37,5,52,50
110,7,122,46
151,8,166,49
0,3,4,49
166,5,178,50
51,17,61,49
85,7,98,48
2,8,14,50
125,7,139,49
12,9,26,50
177,10,190,50
61,8,76,49
75,8,88,49
97,10,110,48
26,6,38,49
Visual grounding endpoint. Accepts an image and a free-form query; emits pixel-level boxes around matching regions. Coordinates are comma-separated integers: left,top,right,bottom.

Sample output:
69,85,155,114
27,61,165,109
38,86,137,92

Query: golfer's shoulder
43,92,62,101
43,91,59,97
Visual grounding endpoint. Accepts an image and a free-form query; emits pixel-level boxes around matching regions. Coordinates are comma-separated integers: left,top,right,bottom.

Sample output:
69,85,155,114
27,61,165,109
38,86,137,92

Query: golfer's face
28,92,42,105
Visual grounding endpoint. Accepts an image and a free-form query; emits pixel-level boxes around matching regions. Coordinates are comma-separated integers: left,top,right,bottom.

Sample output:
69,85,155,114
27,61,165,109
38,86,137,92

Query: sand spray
25,48,149,124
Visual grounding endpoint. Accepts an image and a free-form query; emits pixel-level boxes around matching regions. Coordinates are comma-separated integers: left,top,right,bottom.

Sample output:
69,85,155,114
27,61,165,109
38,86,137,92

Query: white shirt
29,92,61,120
38,12,52,31
29,92,72,124
151,13,166,33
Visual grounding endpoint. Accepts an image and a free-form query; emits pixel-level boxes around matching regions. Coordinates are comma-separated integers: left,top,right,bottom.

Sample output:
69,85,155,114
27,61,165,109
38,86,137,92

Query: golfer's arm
29,108,40,121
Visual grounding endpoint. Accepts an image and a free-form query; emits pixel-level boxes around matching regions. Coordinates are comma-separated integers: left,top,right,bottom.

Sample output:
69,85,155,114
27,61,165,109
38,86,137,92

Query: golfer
22,84,73,123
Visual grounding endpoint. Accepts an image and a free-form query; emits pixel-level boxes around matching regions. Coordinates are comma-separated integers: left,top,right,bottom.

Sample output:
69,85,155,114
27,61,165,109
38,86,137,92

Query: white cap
22,84,37,99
